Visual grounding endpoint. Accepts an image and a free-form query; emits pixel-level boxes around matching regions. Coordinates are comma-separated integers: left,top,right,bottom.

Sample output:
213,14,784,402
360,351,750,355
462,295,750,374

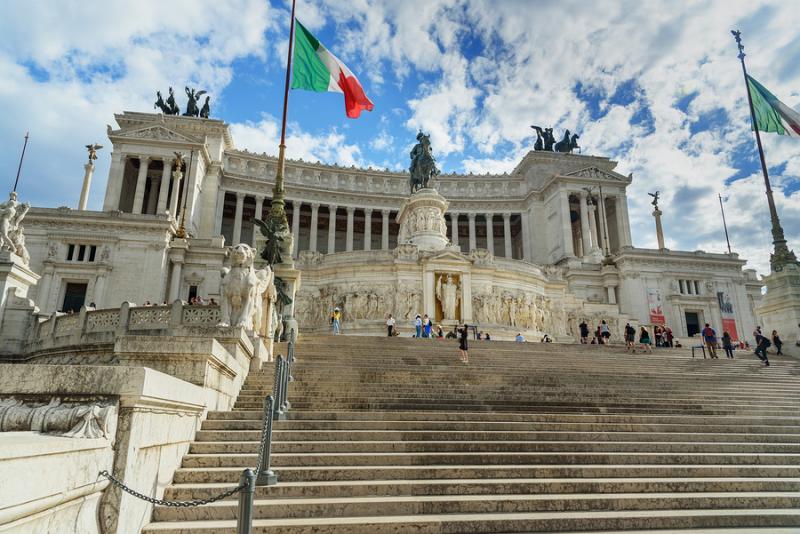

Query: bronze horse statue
554,130,581,154
409,132,440,194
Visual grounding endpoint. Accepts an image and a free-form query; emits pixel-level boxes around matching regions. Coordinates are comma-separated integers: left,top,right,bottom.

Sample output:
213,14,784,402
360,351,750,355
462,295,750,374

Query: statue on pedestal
0,192,30,263
648,191,660,208
436,274,461,321
409,131,440,194
218,244,274,331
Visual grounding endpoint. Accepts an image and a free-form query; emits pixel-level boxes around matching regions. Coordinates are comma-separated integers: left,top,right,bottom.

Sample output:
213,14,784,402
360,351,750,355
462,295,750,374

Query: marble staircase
143,336,800,533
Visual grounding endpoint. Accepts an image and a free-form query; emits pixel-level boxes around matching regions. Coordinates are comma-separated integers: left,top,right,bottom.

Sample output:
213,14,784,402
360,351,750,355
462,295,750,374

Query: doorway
685,311,701,337
62,282,88,313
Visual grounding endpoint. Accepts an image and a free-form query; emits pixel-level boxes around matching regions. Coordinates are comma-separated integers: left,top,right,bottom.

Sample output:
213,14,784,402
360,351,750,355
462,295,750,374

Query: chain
99,470,245,507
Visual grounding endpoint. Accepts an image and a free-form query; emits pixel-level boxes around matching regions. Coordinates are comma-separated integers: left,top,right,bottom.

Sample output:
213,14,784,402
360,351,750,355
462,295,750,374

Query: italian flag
291,20,374,119
747,75,800,137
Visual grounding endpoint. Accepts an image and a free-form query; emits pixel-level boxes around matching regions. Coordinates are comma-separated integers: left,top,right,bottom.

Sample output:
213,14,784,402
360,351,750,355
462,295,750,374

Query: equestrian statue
409,131,440,194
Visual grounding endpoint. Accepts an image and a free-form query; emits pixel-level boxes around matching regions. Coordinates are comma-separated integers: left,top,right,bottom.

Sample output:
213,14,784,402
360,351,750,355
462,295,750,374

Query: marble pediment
110,124,199,144
563,166,628,182
425,247,472,264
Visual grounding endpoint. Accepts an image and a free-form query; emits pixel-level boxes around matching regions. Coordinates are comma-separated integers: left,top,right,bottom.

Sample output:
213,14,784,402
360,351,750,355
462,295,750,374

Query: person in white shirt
386,314,396,337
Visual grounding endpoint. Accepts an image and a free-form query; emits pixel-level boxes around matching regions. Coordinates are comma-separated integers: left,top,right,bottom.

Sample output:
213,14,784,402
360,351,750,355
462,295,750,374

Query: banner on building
647,288,665,325
717,291,738,341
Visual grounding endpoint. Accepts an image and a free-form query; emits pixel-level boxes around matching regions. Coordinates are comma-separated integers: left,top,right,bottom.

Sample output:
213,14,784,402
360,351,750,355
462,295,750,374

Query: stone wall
0,365,206,534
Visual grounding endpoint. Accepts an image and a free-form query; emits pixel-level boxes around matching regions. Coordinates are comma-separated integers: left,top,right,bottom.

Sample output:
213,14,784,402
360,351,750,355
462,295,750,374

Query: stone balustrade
28,301,221,354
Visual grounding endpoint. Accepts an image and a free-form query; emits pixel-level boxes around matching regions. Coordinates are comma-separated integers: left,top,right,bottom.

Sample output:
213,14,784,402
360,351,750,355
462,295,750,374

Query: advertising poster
717,290,738,341
647,288,665,325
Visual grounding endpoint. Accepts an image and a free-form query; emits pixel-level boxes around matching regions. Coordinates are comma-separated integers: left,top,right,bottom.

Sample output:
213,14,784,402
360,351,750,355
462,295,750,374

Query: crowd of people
331,307,798,366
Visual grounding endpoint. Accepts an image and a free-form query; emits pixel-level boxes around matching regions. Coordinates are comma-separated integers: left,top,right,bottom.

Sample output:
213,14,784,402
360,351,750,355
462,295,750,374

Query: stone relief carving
297,250,324,265
393,243,419,261
218,244,274,332
120,126,195,143
0,397,116,439
294,282,399,327
470,248,494,266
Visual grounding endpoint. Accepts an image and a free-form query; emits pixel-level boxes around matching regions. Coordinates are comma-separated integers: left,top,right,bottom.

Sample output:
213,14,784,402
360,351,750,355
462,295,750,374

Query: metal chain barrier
97,347,293,534
99,469,246,507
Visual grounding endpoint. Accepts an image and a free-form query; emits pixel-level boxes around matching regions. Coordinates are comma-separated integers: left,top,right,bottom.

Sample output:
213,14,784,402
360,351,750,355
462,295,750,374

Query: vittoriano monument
409,131,441,194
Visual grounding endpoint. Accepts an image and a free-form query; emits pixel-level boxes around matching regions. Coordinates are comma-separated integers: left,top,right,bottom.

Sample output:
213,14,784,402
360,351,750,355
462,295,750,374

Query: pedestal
274,263,302,342
756,262,800,357
0,250,40,357
396,188,449,252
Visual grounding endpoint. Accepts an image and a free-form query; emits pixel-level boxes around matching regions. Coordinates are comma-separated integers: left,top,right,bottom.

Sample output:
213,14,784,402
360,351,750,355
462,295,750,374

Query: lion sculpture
218,244,273,331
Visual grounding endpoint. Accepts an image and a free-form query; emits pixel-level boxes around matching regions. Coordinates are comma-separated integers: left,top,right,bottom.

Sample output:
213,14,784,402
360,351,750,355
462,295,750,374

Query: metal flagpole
264,0,298,250
731,30,796,269
718,193,732,254
12,132,30,192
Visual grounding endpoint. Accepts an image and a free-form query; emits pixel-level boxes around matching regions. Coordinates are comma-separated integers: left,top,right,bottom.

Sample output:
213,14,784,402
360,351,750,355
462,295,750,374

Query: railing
27,301,222,353
99,347,294,533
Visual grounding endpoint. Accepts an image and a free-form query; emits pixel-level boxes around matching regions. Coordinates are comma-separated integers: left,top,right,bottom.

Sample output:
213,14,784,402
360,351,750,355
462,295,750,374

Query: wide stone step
172,464,800,484
163,477,800,501
188,440,800,455
152,492,800,521
141,508,800,533
181,451,800,468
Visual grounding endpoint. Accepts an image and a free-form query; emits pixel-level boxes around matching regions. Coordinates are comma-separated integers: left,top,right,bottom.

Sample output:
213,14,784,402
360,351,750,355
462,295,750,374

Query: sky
0,0,798,276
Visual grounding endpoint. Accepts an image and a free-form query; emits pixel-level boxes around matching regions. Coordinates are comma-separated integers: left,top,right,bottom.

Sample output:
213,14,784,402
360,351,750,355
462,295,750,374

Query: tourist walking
722,331,734,359
599,320,611,343
701,323,718,358
654,325,663,347
754,334,771,366
665,326,674,348
422,314,432,338
515,333,525,342
458,323,469,363
638,326,653,353
330,307,341,335
414,315,422,338
624,323,636,352
386,314,395,337
772,330,783,356
579,320,589,344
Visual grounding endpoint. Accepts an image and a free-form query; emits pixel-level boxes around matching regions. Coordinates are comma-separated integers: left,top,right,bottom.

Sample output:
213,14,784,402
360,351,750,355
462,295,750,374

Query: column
381,209,390,250
327,205,337,254
345,207,355,252
521,211,532,261
157,161,172,214
103,152,126,211
653,207,665,250
503,213,512,259
168,260,183,302
132,156,150,214
579,191,592,256
588,202,600,252
78,163,95,210
618,194,632,246
468,213,477,252
214,189,225,235
145,176,160,215
485,213,495,255
363,209,372,251
255,196,265,222
168,163,183,218
599,196,611,254
614,197,626,251
450,213,459,248
560,189,574,257
291,201,302,258
253,196,265,247
232,192,245,245
309,203,320,252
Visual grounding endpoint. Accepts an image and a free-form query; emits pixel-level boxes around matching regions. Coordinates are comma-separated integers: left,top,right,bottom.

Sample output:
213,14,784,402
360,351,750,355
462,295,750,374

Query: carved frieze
0,397,116,439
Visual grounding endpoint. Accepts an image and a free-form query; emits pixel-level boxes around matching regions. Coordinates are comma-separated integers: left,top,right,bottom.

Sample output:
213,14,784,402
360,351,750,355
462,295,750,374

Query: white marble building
20,111,762,340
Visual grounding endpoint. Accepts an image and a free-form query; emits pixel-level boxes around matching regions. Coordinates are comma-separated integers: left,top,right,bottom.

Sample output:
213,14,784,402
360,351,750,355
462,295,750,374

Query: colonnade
562,189,631,258
215,192,526,260
104,154,184,217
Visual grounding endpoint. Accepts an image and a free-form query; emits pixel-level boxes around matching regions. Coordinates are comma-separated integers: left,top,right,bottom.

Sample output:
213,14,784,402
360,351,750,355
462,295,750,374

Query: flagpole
12,132,30,192
731,30,796,269
264,0,297,255
718,193,732,254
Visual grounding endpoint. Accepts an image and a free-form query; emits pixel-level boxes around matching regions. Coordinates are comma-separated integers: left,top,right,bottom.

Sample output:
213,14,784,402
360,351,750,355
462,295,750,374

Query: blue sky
0,0,798,275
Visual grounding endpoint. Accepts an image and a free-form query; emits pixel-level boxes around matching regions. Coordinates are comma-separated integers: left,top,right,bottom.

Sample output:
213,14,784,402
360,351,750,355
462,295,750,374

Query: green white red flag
747,75,800,137
291,20,374,119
